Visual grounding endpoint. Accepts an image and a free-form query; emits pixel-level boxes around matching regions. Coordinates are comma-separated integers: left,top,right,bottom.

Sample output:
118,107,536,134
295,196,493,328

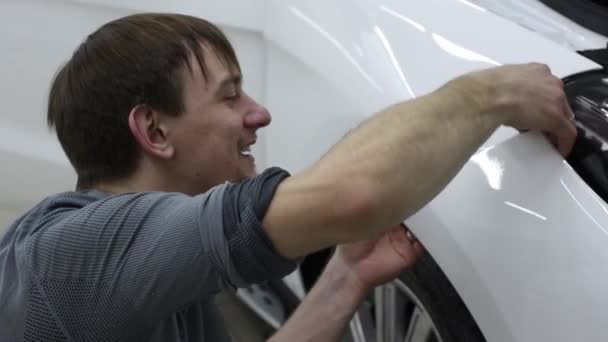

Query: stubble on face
172,44,261,192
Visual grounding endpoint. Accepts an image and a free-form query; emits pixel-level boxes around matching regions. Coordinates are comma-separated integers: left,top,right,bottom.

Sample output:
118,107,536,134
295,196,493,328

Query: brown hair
47,13,240,189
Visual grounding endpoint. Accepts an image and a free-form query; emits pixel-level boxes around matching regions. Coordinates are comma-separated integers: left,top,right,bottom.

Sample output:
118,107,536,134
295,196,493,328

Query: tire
295,248,486,342
397,251,486,342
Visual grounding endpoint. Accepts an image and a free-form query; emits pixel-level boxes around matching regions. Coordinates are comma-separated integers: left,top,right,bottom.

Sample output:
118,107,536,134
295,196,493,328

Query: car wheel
236,279,300,331
349,251,486,342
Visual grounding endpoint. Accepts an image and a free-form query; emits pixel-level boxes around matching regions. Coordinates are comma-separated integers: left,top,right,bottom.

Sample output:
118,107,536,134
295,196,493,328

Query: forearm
268,255,366,342
316,81,500,229
265,77,503,257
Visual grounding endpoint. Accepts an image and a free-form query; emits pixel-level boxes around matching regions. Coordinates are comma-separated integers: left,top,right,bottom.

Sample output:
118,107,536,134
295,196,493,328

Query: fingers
401,222,419,243
407,230,425,257
542,115,575,157
555,96,577,156
405,229,417,243
544,78,577,157
531,66,577,157
411,239,424,257
529,62,551,74
399,223,425,256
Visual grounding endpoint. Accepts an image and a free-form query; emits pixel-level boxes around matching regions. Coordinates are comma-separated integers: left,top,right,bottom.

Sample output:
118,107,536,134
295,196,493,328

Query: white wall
0,0,126,229
68,0,266,31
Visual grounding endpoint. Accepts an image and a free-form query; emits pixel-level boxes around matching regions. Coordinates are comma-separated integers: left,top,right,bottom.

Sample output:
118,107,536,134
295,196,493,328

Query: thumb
389,224,425,261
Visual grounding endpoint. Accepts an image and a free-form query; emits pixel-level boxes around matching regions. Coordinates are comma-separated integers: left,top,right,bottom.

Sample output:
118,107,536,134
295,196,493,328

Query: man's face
167,45,271,194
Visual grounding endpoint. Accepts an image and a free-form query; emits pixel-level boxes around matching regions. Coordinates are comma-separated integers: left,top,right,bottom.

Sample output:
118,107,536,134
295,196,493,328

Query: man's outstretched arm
268,252,367,342
263,64,576,258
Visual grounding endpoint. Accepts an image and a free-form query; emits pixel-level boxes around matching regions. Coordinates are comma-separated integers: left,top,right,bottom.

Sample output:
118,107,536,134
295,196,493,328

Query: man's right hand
454,63,577,156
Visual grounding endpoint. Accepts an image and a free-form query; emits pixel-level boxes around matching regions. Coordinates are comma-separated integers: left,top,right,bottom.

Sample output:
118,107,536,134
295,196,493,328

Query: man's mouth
239,140,256,157
239,146,252,157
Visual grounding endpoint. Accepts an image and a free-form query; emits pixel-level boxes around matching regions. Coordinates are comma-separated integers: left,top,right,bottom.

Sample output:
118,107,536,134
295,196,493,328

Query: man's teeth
239,149,252,156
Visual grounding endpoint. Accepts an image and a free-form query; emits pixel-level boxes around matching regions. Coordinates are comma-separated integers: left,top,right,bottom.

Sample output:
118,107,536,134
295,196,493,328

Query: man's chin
233,168,258,183
241,169,258,180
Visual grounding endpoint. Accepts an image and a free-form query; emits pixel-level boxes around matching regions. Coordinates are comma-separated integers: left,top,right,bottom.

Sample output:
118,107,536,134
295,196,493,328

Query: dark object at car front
565,69,608,203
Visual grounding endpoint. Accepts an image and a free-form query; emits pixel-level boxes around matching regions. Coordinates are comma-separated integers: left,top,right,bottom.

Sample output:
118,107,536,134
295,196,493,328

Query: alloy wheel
349,279,443,342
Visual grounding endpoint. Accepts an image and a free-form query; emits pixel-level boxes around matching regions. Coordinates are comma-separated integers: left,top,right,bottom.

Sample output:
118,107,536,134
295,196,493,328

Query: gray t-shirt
0,167,298,341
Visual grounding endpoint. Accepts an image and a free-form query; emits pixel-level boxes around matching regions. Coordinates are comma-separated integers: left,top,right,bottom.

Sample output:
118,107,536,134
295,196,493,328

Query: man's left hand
335,223,424,291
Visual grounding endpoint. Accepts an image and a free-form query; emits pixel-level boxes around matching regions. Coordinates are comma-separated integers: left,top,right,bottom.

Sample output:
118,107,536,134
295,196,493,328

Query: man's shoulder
40,189,166,211
36,190,110,216
3,191,99,236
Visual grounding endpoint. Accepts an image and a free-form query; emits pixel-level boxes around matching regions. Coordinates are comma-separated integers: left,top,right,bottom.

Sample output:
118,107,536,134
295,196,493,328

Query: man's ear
128,104,175,159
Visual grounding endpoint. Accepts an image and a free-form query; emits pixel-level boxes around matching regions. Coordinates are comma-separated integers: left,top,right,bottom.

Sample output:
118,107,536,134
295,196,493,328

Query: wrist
323,253,370,303
445,72,510,125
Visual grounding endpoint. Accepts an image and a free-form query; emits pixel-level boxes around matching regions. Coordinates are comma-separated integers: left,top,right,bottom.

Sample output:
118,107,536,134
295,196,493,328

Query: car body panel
263,0,606,340
264,0,600,106
409,132,608,341
472,0,608,50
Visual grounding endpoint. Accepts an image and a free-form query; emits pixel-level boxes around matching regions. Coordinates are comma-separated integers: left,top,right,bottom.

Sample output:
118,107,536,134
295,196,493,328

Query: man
0,13,575,342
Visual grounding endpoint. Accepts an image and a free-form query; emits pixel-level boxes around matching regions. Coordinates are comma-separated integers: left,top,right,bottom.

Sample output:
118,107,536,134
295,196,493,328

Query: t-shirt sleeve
208,168,297,286
25,167,298,339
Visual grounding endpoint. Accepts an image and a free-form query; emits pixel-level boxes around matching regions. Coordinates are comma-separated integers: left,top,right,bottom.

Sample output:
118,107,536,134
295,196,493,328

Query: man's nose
244,101,272,129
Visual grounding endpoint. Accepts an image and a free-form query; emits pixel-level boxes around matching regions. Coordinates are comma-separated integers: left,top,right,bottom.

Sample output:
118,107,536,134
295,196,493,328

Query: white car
2,0,608,341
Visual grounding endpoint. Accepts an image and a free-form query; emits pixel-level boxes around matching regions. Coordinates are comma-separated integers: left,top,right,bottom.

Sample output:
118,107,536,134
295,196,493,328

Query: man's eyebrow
216,74,242,92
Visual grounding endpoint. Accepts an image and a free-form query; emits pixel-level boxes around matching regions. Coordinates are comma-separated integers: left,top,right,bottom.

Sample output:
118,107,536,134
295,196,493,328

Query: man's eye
224,92,240,102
